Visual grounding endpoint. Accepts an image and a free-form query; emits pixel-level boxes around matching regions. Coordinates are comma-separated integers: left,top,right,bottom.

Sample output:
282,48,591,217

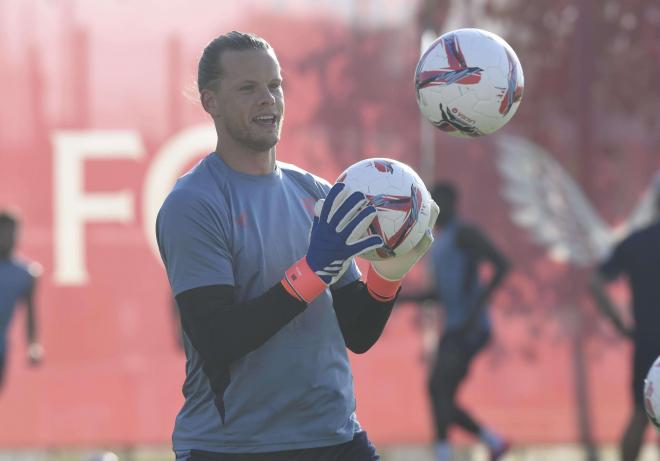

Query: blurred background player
0,210,43,393
590,181,660,461
403,182,510,461
156,31,437,461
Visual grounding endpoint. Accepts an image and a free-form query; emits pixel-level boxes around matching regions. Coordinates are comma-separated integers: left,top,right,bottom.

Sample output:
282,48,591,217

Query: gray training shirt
156,153,362,453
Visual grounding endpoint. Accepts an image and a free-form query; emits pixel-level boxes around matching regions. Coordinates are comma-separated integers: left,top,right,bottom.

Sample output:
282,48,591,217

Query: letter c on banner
142,123,216,262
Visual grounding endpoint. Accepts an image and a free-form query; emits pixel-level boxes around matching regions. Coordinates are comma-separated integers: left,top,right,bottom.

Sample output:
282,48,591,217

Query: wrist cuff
281,257,326,303
366,266,401,302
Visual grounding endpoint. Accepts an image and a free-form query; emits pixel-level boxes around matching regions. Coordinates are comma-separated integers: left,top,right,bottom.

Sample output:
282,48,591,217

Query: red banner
1,0,657,449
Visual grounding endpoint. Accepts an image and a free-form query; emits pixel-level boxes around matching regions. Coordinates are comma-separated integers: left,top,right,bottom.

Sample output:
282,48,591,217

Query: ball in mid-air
415,28,524,137
336,158,432,261
644,355,660,433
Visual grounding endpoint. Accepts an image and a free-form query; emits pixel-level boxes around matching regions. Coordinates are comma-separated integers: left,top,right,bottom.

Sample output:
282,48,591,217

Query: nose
258,85,276,106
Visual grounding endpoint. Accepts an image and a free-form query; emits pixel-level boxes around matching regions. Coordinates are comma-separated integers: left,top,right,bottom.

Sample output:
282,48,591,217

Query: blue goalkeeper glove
282,183,383,302
307,182,383,283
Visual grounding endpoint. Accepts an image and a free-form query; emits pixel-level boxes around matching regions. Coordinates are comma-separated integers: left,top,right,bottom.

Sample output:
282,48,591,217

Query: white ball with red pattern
336,158,432,261
644,355,660,433
415,28,524,138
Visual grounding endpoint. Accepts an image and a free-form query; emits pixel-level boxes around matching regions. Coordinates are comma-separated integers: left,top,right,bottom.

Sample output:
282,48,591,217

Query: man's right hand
306,183,383,284
281,183,383,303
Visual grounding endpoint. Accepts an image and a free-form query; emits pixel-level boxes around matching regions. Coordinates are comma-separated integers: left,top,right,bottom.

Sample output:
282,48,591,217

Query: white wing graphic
495,135,613,266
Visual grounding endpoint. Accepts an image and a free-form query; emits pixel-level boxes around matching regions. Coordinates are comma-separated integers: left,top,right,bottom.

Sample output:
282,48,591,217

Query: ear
200,88,219,116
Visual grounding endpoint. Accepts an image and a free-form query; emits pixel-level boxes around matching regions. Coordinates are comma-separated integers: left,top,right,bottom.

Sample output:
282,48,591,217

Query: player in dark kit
0,210,43,392
402,182,509,461
156,31,438,461
590,182,660,461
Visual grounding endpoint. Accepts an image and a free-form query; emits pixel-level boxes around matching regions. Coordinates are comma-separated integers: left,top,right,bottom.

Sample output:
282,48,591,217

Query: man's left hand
370,199,439,281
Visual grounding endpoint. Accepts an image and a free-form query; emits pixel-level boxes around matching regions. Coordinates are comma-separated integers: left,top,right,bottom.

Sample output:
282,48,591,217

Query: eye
270,81,283,91
239,84,254,92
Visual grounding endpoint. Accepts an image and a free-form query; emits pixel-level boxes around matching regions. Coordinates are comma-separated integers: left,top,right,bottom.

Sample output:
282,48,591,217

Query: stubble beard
226,118,283,153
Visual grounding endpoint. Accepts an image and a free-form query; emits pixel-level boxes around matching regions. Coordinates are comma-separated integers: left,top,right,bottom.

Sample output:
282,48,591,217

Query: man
0,210,43,392
156,31,438,461
590,183,660,461
404,182,509,461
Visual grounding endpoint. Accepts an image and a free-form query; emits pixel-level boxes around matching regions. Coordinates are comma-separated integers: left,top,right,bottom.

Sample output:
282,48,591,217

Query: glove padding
370,199,440,281
306,183,384,284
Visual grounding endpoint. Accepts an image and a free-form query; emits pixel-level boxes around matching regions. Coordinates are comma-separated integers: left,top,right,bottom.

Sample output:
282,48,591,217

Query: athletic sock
435,441,453,461
479,427,505,451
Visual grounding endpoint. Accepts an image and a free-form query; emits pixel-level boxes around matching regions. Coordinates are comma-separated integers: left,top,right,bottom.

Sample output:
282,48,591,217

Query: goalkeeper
157,31,438,461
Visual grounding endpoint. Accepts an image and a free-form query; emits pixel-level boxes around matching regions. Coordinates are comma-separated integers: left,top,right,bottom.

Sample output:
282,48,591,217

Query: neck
215,140,276,176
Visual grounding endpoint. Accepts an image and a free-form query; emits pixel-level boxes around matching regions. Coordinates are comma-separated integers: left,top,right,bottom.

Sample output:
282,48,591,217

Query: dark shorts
633,341,660,407
437,329,490,365
428,329,490,397
176,431,379,461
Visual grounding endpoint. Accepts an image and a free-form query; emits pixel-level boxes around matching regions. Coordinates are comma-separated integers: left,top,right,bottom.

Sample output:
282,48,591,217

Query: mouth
252,114,278,129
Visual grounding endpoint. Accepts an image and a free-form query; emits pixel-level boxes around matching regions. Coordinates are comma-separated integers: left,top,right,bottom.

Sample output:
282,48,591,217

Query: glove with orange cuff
281,183,384,303
366,199,440,302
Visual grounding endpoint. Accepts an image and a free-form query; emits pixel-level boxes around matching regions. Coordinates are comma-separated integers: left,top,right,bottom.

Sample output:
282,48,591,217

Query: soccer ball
644,355,660,433
415,28,524,137
336,158,432,261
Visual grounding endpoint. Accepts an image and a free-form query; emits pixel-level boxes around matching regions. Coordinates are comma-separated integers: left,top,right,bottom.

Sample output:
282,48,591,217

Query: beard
223,116,282,153
243,133,279,152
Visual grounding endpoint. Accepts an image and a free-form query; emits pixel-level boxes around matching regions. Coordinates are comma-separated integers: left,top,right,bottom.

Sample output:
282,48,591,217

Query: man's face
0,224,16,257
211,48,284,153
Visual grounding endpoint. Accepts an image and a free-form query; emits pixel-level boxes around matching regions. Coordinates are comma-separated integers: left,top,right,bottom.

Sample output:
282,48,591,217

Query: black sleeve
175,283,306,373
331,280,397,354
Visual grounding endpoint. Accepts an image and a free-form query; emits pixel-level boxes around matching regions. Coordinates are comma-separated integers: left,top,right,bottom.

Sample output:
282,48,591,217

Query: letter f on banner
53,131,144,285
